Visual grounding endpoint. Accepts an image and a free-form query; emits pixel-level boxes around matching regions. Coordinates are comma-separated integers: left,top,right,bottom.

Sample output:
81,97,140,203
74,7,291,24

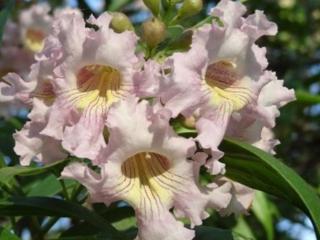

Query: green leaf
24,175,76,197
108,0,132,11
221,138,320,238
195,226,252,240
233,217,256,240
0,0,14,47
296,89,320,104
252,191,276,240
0,226,20,240
0,159,69,186
166,25,184,40
0,196,129,240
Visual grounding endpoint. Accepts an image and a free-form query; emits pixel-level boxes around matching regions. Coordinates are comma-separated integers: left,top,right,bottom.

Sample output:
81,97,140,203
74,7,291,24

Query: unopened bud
143,0,161,16
183,116,196,129
110,12,134,33
142,18,166,48
178,0,203,19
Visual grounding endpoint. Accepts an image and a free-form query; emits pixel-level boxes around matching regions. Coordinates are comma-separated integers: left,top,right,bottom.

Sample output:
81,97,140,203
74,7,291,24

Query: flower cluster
0,3,81,118
0,1,295,239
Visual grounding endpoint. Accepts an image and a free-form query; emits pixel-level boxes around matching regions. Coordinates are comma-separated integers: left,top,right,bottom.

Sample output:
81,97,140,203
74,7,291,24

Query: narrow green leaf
252,191,276,240
0,159,69,186
108,0,132,11
0,196,129,240
296,89,320,104
0,226,20,240
24,175,76,197
233,217,256,240
195,226,252,240
0,0,14,47
221,138,320,238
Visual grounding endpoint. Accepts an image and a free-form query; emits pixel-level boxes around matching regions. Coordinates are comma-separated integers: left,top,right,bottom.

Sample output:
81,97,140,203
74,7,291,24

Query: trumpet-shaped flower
37,12,141,161
158,0,294,173
19,3,82,55
62,98,234,240
19,3,52,53
0,21,34,79
13,59,67,165
0,5,82,119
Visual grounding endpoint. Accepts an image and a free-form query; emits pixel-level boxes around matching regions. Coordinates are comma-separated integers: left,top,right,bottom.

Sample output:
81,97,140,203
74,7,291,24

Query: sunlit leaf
252,191,277,240
233,217,256,240
0,226,20,240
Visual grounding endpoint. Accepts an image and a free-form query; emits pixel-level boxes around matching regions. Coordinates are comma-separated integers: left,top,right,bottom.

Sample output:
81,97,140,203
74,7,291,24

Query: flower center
119,152,184,210
24,28,45,53
205,61,238,88
32,81,55,104
71,64,122,111
204,60,253,112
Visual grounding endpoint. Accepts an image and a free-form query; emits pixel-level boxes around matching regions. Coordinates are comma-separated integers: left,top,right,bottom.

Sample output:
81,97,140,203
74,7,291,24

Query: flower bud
143,0,161,16
178,0,203,19
183,116,196,129
142,18,166,48
110,12,134,33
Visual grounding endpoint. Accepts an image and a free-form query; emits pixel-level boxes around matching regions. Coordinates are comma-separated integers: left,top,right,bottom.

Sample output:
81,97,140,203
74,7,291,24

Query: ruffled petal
134,60,161,98
14,98,67,165
195,114,227,175
253,126,280,154
0,73,35,104
158,45,207,117
241,10,278,40
217,178,255,216
14,121,67,166
41,98,78,140
136,209,195,240
210,0,247,30
62,108,107,161
61,163,106,202
52,12,86,58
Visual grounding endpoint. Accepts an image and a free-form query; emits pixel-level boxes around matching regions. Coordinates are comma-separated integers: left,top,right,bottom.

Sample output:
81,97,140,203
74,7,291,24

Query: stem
70,183,83,201
59,179,70,201
41,217,60,235
10,217,16,234
31,216,44,240
2,184,15,195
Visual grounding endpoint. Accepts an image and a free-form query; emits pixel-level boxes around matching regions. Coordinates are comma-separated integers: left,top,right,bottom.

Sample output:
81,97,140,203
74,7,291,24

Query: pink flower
226,71,295,153
3,9,141,165
14,98,67,166
19,3,52,53
158,0,294,173
62,98,233,240
0,4,82,118
37,12,142,161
